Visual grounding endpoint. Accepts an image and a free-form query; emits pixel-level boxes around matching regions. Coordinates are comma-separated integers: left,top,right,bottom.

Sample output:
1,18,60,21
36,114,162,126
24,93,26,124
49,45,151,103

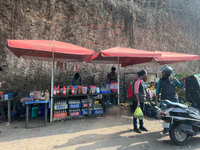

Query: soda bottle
45,90,49,101
56,86,60,95
53,86,56,95
72,86,74,95
63,86,66,95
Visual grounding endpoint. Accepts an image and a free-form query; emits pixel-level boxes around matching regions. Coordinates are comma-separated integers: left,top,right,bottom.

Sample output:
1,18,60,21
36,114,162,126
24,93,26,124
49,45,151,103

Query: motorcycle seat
161,100,188,109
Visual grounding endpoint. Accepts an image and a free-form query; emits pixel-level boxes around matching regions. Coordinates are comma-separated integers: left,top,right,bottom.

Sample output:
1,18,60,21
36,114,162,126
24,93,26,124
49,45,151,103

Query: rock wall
0,0,200,101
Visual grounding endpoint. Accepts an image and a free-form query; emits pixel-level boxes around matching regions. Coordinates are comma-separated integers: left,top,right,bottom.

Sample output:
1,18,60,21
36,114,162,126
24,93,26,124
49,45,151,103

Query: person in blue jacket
155,66,187,103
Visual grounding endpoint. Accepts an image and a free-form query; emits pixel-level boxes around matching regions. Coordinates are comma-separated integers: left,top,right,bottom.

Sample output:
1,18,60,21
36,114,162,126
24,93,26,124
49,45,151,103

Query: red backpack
127,78,141,99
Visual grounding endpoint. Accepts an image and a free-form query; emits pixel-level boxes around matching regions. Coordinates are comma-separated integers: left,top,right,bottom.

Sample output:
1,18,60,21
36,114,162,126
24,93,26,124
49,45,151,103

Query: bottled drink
53,86,56,95
63,86,66,95
72,86,74,95
45,90,49,101
56,86,60,95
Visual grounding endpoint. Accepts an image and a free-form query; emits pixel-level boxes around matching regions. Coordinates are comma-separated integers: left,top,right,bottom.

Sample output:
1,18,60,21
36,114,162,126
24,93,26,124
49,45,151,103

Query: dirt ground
0,106,200,150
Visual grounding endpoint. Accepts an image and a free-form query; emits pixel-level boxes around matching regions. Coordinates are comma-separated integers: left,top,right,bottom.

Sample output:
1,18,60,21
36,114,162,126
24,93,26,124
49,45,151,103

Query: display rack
52,93,117,121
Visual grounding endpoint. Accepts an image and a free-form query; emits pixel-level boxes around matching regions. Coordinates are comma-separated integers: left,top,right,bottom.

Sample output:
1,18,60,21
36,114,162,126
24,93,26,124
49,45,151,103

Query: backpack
127,78,141,100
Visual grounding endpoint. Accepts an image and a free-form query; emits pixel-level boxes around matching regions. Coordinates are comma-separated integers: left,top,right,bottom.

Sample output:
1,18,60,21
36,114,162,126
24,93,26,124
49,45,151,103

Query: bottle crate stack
81,99,93,115
53,100,68,118
53,98,104,118
68,100,81,116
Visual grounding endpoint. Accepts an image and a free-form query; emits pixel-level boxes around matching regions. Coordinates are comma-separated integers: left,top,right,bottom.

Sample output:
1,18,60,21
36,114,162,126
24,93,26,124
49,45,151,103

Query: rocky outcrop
0,0,199,101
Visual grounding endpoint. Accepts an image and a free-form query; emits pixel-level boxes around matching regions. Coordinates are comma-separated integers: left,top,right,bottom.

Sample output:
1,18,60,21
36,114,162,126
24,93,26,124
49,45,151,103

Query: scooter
159,75,200,145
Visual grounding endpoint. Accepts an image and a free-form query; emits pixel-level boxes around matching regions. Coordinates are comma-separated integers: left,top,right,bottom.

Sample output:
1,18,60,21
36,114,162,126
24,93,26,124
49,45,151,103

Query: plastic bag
133,107,144,120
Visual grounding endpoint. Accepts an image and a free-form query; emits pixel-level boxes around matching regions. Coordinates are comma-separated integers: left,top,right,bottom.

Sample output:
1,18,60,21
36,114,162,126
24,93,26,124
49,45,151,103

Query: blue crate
82,102,93,108
2,93,14,99
93,109,104,114
144,108,151,117
68,103,81,109
82,110,93,115
68,111,81,116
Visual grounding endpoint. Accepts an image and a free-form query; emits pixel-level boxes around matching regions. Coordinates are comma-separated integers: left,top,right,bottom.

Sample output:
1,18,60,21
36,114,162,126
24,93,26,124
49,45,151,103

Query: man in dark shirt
107,67,117,83
107,67,117,104
70,73,82,86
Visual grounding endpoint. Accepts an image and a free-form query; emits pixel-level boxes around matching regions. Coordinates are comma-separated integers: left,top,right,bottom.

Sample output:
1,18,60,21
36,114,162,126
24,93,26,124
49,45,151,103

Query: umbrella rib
69,53,79,62
21,50,33,57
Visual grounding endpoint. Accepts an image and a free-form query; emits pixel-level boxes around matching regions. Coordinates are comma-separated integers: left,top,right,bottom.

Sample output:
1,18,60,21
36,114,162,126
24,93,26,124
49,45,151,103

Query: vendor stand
6,40,95,123
122,51,200,118
52,92,117,121
87,47,161,105
23,100,49,128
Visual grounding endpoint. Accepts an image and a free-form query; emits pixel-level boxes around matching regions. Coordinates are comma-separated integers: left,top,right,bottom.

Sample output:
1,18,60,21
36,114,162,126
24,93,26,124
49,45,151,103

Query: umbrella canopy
7,39,95,123
87,47,162,105
122,51,200,67
87,47,161,64
7,40,94,62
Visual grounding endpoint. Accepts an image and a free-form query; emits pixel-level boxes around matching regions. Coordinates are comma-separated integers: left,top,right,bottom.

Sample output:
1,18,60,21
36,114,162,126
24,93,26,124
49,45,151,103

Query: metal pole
8,100,11,123
123,73,125,103
44,103,47,125
25,105,29,128
118,57,120,105
50,48,55,123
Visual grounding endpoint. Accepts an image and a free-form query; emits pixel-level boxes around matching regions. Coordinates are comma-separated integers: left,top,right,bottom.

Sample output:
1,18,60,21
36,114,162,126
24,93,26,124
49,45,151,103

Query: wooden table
0,98,13,123
23,100,49,128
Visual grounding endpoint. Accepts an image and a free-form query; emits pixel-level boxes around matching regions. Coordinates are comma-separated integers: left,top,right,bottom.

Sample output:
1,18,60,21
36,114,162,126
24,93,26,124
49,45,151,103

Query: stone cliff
0,0,200,101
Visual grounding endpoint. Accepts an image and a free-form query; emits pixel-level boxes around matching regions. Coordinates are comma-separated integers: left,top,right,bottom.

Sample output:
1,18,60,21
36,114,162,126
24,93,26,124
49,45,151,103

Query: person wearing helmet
155,66,187,103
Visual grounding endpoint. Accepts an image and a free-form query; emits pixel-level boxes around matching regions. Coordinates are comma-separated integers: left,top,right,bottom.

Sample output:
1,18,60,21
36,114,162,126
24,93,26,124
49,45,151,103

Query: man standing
107,67,117,104
132,69,148,133
107,67,117,83
70,73,82,86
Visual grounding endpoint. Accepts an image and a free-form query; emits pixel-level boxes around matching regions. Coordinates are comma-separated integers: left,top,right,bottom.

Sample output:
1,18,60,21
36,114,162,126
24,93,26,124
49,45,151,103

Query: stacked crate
68,99,81,116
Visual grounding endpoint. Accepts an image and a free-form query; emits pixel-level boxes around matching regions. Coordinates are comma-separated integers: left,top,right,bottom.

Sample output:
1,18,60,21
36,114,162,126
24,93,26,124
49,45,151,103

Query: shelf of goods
52,94,111,121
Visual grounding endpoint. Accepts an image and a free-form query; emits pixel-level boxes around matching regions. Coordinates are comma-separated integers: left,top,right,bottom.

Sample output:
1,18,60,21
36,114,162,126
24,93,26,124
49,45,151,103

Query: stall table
52,93,118,121
23,100,49,128
0,98,13,123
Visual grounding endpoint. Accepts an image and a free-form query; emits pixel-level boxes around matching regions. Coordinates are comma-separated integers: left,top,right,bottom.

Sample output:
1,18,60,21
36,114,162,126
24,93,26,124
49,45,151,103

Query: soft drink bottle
53,86,56,95
72,86,74,95
56,86,60,95
63,86,66,95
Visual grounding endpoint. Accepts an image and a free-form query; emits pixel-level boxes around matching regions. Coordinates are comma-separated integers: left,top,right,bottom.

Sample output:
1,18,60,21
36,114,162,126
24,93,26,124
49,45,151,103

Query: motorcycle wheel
169,123,188,145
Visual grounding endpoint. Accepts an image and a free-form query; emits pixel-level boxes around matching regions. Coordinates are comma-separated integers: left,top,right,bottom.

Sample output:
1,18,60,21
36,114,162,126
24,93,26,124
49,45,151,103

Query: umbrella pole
118,57,120,105
50,52,55,123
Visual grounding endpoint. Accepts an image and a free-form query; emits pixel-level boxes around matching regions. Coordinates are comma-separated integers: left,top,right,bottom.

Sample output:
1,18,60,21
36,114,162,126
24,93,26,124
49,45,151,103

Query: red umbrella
156,51,200,65
7,39,95,122
87,47,161,64
122,51,200,67
87,47,162,105
7,40,94,62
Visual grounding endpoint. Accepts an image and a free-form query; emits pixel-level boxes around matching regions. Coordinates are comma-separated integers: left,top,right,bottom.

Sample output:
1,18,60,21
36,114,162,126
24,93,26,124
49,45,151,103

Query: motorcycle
159,75,200,145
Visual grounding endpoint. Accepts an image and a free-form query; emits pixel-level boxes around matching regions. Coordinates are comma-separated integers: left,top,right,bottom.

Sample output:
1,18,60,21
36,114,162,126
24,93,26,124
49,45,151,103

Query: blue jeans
133,101,145,129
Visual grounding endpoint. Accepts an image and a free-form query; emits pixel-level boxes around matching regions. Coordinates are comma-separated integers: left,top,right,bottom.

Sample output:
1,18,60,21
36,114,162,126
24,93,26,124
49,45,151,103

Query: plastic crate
54,112,67,118
82,102,93,108
82,110,93,115
2,93,14,99
150,109,160,118
68,103,81,109
93,109,104,114
144,108,151,117
54,104,68,110
68,111,81,116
